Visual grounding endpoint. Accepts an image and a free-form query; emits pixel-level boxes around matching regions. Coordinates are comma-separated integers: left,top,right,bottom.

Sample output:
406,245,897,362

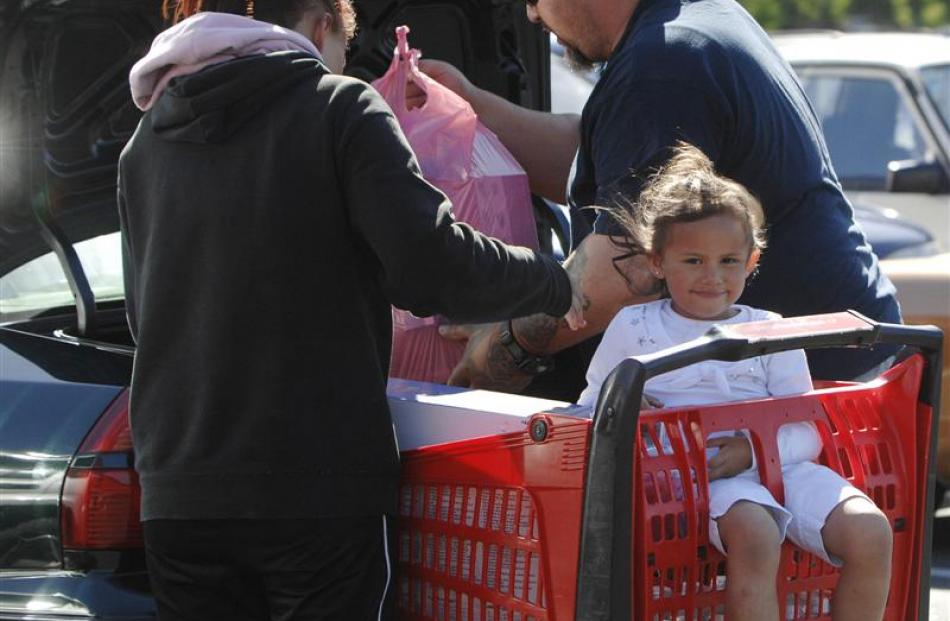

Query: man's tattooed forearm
486,337,531,388
512,314,559,354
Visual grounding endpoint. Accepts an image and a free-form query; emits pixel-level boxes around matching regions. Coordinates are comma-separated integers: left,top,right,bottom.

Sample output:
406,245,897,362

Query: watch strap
498,319,554,375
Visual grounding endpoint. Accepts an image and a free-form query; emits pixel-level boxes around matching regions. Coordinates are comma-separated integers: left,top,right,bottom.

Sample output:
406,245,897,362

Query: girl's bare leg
718,501,782,621
821,497,893,621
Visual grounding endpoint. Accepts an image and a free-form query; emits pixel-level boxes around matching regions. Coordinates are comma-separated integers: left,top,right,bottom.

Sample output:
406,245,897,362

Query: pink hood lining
129,12,323,111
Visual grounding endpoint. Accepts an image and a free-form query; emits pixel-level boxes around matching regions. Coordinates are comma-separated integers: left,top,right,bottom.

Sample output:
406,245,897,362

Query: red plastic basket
396,319,940,621
635,355,928,621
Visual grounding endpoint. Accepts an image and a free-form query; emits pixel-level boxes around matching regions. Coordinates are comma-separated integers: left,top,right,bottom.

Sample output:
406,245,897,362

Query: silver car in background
772,31,950,251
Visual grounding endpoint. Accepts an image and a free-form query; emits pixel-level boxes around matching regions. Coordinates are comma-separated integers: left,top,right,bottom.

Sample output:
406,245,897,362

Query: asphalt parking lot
930,494,950,619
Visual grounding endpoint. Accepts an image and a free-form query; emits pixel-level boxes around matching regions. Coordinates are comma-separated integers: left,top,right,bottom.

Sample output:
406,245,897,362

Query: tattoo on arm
511,239,591,354
486,337,530,386
608,235,663,298
511,314,559,354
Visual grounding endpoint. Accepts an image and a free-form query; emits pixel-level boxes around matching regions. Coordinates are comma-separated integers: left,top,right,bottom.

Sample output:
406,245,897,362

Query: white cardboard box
386,378,592,451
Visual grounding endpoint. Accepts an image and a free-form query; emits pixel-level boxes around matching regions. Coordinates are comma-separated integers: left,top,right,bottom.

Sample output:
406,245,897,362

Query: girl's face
650,214,760,321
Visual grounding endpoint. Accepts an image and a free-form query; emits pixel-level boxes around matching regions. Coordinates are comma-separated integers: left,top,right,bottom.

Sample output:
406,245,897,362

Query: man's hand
439,322,533,391
405,59,474,110
706,436,753,481
437,262,585,390
415,59,473,100
564,265,588,331
412,59,581,203
439,233,659,392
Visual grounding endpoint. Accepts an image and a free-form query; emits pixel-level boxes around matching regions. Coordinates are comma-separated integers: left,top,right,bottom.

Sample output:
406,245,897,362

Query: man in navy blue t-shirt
424,0,900,390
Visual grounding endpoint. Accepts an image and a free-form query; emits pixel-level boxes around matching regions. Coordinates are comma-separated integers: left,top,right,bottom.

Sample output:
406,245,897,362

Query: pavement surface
930,501,950,620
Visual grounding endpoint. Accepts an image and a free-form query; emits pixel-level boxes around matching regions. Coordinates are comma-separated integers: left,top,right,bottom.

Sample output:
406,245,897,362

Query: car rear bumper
0,570,155,620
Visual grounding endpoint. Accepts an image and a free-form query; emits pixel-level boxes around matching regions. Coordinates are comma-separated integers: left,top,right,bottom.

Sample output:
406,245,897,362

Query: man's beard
563,43,598,72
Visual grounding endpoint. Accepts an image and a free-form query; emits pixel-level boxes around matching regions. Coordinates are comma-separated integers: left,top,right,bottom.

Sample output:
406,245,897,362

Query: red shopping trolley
395,311,943,620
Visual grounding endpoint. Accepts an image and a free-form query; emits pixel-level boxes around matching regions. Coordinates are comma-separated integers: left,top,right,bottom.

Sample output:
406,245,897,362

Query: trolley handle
573,311,944,621
632,310,940,383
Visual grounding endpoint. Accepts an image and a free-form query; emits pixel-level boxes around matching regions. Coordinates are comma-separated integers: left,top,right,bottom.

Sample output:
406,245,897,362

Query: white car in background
772,31,950,251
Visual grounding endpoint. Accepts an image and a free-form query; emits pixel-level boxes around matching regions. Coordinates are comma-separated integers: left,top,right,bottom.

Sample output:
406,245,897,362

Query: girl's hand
706,436,753,480
640,394,663,410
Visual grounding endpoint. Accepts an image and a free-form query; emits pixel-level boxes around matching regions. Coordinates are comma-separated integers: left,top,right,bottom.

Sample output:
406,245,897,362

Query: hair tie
245,0,254,18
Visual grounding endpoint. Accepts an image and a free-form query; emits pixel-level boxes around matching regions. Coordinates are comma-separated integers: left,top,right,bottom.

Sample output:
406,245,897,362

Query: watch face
516,354,553,375
524,360,551,374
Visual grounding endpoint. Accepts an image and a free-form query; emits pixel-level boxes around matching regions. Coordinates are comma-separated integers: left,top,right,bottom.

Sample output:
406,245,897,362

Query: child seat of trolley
391,312,942,621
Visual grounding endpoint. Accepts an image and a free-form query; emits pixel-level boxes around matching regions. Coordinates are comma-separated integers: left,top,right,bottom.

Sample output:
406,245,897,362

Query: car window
799,73,928,190
921,64,950,134
0,232,124,323
550,53,596,114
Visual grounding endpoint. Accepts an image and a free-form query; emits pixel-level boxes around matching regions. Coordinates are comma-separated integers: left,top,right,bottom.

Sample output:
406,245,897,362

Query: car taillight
61,389,143,549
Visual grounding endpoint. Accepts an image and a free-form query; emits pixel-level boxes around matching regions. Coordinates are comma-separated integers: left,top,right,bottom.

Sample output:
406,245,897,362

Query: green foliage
921,0,949,26
738,0,950,29
741,0,785,29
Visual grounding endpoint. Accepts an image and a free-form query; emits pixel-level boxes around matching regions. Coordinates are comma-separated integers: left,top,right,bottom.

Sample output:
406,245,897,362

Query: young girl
578,143,893,621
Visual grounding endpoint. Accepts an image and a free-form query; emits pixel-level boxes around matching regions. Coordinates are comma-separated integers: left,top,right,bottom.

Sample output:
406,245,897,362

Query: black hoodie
118,52,571,520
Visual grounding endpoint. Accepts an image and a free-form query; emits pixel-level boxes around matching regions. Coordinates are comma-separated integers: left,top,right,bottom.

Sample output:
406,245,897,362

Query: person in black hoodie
118,1,581,619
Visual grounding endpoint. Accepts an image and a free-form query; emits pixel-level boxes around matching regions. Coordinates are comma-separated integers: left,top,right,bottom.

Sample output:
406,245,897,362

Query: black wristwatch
498,319,555,375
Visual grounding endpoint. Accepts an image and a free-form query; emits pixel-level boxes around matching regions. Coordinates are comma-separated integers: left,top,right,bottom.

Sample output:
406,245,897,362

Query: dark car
0,1,550,617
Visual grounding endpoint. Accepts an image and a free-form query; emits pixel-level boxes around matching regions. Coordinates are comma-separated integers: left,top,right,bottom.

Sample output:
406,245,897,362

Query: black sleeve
336,83,571,322
117,171,138,344
588,77,729,235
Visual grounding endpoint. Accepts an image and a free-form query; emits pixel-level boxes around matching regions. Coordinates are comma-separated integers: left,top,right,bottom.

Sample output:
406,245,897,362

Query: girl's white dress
578,299,869,564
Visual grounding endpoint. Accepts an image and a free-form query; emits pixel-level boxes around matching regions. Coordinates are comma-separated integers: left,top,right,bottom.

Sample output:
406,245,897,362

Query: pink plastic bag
373,26,538,384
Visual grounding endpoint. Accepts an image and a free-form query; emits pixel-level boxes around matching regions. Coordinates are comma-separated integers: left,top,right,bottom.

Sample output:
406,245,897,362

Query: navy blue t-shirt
568,0,901,378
